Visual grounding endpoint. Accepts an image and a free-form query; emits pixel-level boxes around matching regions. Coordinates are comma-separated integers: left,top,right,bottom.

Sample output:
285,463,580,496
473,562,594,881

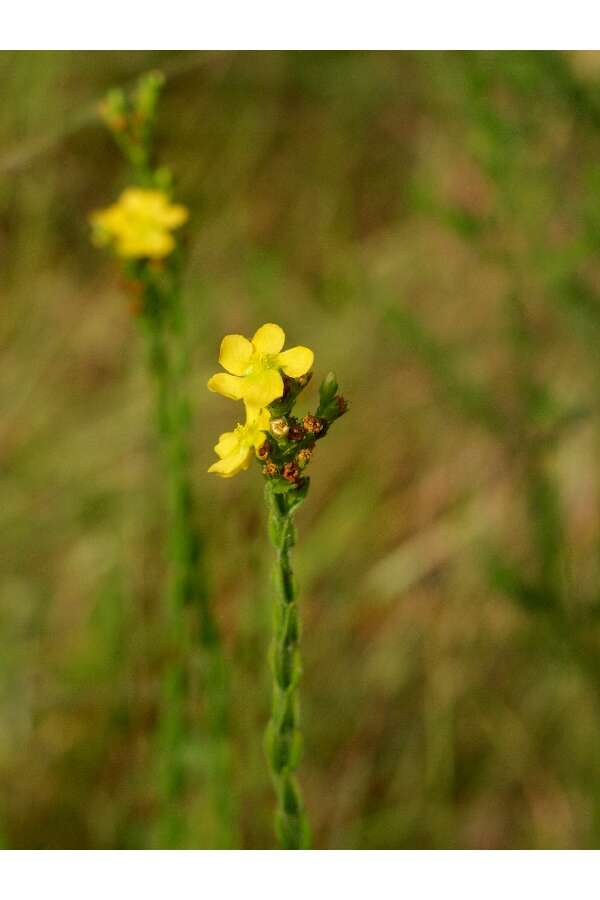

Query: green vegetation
1,50,600,849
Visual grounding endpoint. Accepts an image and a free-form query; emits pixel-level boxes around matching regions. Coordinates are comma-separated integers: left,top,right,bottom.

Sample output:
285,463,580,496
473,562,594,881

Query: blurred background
2,50,600,849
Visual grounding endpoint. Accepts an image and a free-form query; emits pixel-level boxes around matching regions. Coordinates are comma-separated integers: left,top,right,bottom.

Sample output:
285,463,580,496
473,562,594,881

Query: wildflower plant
90,72,234,848
208,323,347,849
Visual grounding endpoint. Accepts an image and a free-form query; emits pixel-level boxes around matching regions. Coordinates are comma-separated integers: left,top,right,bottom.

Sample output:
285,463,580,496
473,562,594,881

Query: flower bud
256,440,271,461
270,417,289,439
296,447,313,469
319,371,338,405
262,462,279,478
100,89,128,133
134,70,165,121
302,414,325,435
282,462,301,483
288,423,305,441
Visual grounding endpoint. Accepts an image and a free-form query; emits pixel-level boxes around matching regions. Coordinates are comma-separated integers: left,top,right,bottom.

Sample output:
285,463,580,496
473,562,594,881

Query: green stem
104,73,236,847
264,486,310,849
139,294,187,846
140,283,236,848
166,282,238,848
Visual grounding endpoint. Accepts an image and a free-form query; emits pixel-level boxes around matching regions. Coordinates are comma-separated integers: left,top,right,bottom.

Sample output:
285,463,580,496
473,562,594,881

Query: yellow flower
89,187,188,259
208,407,271,478
207,323,314,411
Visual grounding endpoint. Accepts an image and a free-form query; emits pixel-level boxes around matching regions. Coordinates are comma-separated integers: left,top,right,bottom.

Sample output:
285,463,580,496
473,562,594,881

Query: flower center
246,351,277,376
129,211,159,237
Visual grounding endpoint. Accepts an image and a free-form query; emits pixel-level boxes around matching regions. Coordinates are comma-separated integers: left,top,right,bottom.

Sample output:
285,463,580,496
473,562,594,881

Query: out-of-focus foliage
1,50,600,849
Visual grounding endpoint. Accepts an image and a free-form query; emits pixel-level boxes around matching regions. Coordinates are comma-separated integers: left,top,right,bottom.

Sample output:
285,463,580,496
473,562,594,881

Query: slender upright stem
101,74,236,847
139,293,188,845
140,281,236,848
166,283,238,848
265,486,310,849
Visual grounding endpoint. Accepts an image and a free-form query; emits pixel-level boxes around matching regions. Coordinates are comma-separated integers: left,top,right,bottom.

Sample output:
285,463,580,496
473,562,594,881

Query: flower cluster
89,70,188,266
208,323,347,487
90,187,188,260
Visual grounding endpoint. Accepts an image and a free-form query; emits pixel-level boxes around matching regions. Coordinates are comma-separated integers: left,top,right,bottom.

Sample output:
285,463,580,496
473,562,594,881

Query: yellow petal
159,203,188,228
257,408,272,430
219,334,254,376
208,445,252,477
252,323,285,355
242,369,284,408
120,187,147,209
214,430,240,459
119,230,175,259
119,188,183,223
276,346,314,378
243,403,270,424
243,402,261,424
252,417,272,450
207,373,245,400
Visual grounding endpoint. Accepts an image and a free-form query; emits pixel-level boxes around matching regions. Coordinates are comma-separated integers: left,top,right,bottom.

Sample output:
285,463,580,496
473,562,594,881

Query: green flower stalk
207,323,347,848
264,482,309,848
90,72,235,848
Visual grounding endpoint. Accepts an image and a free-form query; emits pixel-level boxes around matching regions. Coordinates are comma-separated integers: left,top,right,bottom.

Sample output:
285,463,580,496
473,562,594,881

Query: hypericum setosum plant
89,72,236,849
208,322,347,849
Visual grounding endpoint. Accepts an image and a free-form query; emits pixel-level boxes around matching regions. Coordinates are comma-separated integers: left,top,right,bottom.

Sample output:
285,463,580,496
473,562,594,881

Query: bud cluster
258,371,348,494
100,71,172,191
